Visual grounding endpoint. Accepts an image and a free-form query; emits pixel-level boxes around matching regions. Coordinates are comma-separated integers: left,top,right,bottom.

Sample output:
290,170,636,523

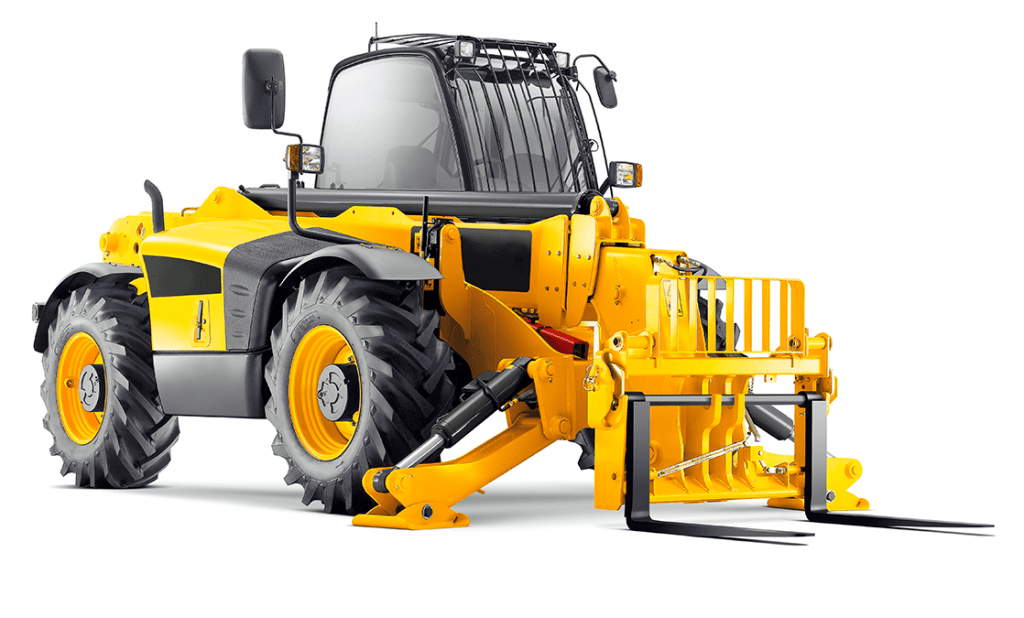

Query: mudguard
224,236,441,352
278,244,441,291
32,263,142,352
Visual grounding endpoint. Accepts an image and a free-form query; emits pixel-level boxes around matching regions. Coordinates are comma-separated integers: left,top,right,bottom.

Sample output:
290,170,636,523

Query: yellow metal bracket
353,416,555,530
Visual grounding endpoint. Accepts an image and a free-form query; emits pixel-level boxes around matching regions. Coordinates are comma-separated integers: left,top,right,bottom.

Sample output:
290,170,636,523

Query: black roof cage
368,33,557,53
361,33,597,194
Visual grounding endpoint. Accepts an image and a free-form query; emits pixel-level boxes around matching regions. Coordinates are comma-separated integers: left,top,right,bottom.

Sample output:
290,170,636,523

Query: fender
278,244,441,291
32,263,142,352
224,238,442,352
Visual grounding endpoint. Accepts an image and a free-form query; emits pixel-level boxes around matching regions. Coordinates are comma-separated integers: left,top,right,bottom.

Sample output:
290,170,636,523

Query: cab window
318,56,463,191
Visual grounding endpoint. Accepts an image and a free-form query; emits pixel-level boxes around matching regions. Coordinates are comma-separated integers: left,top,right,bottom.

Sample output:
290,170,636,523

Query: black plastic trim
278,243,441,294
244,187,593,223
460,228,531,292
153,351,265,418
143,256,222,298
32,263,142,353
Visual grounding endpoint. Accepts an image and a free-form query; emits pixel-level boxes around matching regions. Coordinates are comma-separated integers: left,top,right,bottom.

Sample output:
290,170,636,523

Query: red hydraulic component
521,317,589,359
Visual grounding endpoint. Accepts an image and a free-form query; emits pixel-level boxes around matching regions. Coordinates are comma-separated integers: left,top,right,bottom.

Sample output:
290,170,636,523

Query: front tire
40,281,179,488
265,268,455,514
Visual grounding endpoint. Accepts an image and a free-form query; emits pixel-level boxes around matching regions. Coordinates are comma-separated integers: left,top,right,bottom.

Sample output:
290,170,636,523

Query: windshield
317,56,463,191
451,50,593,193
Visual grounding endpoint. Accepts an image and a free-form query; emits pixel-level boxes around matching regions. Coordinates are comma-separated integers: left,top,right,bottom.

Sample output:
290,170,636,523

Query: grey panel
153,352,265,418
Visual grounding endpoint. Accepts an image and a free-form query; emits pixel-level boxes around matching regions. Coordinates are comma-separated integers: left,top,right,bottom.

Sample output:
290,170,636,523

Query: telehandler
32,33,988,540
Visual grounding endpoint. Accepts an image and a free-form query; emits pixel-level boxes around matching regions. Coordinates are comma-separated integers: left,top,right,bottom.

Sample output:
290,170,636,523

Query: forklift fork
624,393,991,542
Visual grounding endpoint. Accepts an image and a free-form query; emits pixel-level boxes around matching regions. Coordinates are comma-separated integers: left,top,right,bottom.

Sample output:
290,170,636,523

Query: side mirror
242,49,286,129
594,66,618,109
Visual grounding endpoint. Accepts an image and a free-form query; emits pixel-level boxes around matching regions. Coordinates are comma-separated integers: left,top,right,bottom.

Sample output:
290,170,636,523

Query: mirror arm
287,171,342,244
574,78,614,199
573,54,616,81
269,88,303,143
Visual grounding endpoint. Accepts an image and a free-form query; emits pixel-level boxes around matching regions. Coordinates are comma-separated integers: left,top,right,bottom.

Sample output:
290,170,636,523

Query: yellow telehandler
32,34,988,541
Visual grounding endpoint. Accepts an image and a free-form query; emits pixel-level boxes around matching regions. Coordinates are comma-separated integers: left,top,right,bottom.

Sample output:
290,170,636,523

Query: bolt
421,504,433,519
826,490,836,503
545,286,549,291
65,379,73,388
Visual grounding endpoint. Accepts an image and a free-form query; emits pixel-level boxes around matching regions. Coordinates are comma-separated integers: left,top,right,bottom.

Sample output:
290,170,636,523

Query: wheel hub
317,363,359,422
56,331,105,445
78,364,105,413
288,324,362,461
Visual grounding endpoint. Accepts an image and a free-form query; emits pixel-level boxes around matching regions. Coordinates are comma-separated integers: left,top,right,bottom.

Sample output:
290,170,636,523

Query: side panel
142,218,289,352
152,352,265,418
460,229,532,292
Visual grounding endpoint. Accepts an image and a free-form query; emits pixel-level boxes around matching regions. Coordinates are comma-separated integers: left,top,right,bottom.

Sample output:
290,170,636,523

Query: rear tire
40,281,179,488
265,268,455,514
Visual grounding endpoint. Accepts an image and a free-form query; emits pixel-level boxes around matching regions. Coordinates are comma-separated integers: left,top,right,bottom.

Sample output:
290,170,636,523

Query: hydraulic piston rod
372,357,534,492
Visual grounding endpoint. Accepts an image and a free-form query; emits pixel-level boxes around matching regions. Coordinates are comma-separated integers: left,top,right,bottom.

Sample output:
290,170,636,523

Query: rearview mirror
594,66,618,109
242,49,286,129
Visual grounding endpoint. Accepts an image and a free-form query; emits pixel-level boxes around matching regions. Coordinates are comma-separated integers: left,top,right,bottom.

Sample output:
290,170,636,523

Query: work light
608,161,642,188
285,144,324,174
555,51,570,69
456,39,476,61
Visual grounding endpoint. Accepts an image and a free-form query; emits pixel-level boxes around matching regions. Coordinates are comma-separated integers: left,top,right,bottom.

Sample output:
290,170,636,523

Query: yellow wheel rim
56,332,105,445
288,325,361,461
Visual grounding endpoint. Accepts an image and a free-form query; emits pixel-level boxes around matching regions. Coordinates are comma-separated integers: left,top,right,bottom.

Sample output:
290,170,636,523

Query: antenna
375,22,379,51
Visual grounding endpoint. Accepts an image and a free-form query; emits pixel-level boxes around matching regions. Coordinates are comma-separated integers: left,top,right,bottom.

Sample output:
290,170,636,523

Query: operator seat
505,153,557,191
381,146,439,190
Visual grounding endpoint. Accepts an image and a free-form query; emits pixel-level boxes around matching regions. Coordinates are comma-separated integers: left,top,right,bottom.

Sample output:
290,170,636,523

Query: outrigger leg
353,357,546,530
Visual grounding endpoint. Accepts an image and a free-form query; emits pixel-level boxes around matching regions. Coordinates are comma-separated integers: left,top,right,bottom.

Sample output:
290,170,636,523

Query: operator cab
319,35,596,194
242,34,640,223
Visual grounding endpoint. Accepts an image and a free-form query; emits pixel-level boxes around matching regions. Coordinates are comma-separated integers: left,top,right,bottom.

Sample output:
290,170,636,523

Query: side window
318,56,463,191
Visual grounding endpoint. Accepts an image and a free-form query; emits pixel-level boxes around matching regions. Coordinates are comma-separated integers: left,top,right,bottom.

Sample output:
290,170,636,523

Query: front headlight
285,144,325,174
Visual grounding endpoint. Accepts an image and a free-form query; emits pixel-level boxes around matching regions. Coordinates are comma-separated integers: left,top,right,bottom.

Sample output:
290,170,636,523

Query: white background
2,1,1019,616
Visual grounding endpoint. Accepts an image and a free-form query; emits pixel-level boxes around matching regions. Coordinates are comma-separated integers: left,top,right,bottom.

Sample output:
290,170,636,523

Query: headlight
285,144,325,174
608,161,642,188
